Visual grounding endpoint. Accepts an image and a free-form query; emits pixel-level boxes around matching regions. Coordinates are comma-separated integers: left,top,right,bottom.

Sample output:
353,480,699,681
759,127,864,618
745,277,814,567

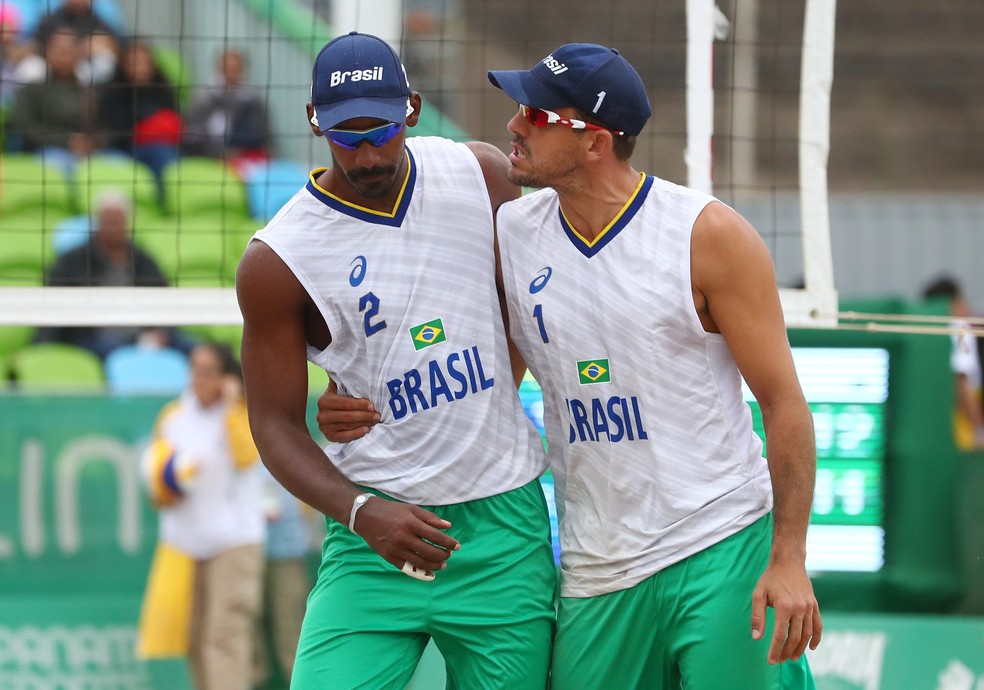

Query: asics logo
349,256,367,287
530,267,552,293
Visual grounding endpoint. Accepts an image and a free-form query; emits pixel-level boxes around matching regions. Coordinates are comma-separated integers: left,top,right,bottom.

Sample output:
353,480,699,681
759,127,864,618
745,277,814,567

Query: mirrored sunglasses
326,122,405,150
519,104,624,136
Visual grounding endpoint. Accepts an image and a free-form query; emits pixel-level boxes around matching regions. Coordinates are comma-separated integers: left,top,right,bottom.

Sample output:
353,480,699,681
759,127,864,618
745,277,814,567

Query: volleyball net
0,0,841,330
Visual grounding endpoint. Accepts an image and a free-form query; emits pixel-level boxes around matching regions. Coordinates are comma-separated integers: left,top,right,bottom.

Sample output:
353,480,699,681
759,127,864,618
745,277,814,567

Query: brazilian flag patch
409,318,447,351
577,359,611,384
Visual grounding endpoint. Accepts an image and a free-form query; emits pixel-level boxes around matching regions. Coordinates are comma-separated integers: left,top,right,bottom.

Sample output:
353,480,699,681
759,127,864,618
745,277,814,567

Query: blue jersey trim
560,174,654,258
304,149,416,227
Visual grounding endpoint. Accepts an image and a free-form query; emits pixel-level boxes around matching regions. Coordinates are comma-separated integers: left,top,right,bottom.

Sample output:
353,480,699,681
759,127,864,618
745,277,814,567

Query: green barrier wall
0,395,187,689
1,298,980,686
810,612,984,689
0,394,441,690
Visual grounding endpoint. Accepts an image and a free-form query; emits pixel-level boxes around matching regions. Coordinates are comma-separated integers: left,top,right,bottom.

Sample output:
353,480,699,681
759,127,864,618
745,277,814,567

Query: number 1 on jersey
533,304,549,343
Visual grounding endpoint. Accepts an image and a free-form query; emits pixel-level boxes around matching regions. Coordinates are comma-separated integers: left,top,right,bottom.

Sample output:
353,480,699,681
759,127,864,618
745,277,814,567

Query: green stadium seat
161,157,249,218
0,326,36,359
308,361,329,394
0,352,9,389
0,210,62,285
136,214,241,287
224,216,263,278
0,154,73,216
11,342,105,393
181,324,243,355
73,155,162,218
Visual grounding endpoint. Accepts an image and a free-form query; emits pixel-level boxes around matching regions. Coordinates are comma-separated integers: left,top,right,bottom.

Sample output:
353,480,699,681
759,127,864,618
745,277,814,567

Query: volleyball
140,439,199,507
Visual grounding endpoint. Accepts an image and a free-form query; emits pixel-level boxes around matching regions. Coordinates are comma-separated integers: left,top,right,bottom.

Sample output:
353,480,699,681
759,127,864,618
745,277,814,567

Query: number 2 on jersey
359,292,387,337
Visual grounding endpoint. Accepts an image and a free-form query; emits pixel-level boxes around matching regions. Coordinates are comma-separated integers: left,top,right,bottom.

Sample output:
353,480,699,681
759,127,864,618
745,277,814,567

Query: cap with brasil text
310,31,412,130
487,43,652,137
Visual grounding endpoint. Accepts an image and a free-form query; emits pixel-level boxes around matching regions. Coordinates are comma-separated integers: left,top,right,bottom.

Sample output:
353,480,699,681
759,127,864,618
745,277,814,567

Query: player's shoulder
495,189,557,244
405,134,466,158
499,187,557,218
649,175,715,205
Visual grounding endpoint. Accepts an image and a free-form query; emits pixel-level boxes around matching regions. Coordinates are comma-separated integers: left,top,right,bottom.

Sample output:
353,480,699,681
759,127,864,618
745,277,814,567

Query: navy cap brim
487,69,571,110
313,95,409,130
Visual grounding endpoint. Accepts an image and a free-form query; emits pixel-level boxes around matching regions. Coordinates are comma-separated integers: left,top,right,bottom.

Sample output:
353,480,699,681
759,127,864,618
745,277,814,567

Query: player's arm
465,140,529,387
691,201,822,664
495,224,529,388
237,241,458,576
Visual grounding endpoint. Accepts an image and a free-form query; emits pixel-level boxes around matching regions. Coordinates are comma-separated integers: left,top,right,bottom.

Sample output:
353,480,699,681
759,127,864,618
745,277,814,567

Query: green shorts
551,514,815,690
291,479,557,690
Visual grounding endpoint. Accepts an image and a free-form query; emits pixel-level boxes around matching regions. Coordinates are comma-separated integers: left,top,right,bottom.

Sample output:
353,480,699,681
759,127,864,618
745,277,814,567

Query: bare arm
464,140,521,214
237,242,335,513
691,202,822,663
465,140,529,387
236,241,458,576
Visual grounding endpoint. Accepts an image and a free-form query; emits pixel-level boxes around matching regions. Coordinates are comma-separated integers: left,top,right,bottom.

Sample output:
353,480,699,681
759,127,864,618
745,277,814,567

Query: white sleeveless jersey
498,175,772,597
253,136,546,505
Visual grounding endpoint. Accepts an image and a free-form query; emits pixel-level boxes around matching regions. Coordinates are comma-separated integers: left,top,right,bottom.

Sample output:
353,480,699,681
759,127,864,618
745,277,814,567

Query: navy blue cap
488,43,652,137
310,32,412,130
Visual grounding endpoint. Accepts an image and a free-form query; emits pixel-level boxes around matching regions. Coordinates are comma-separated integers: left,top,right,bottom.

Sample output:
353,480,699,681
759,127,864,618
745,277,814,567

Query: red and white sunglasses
519,104,624,136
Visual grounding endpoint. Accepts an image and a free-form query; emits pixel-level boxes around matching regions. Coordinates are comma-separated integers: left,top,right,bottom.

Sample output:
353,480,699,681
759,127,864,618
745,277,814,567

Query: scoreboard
745,348,889,572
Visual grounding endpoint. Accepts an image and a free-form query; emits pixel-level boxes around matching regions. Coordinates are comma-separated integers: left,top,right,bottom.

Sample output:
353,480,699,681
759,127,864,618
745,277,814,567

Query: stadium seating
11,342,104,392
104,344,189,395
0,210,62,285
0,154,73,216
0,326,35,360
73,154,162,219
308,361,329,394
243,159,309,222
136,214,240,287
186,325,243,354
161,157,250,219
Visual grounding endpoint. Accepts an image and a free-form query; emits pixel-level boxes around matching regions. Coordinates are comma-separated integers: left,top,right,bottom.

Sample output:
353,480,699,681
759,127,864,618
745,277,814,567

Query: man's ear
306,103,324,137
584,129,614,162
405,93,423,128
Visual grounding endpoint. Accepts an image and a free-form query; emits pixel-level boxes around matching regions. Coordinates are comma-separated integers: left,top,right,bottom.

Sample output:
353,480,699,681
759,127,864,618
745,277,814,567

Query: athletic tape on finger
401,561,435,582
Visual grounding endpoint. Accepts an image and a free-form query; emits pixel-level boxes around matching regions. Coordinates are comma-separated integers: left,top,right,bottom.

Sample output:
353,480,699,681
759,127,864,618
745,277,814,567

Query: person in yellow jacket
137,342,267,690
923,276,984,451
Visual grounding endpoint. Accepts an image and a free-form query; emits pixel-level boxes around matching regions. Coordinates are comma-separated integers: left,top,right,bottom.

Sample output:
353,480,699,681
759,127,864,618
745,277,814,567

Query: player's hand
750,559,822,665
351,496,460,580
317,380,380,442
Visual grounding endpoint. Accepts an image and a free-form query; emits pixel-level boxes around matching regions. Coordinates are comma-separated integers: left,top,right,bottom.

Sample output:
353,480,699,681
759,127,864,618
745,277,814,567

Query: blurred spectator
98,38,180,182
136,343,266,690
34,190,191,359
0,2,37,107
75,30,117,85
33,0,119,52
8,28,96,167
182,48,273,176
923,275,984,451
253,477,314,688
